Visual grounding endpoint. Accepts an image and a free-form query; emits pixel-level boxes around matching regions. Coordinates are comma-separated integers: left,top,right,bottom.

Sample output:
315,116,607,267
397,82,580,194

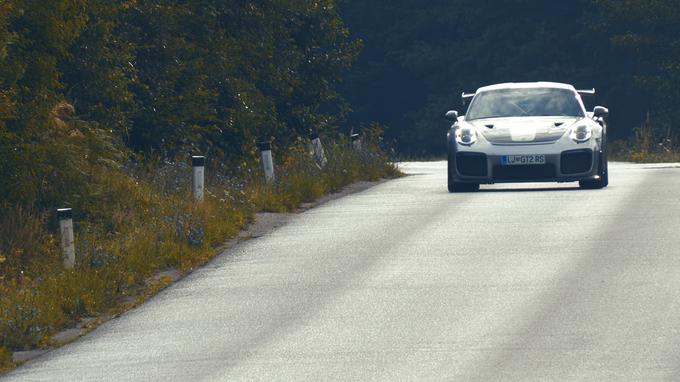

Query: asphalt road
4,161,680,381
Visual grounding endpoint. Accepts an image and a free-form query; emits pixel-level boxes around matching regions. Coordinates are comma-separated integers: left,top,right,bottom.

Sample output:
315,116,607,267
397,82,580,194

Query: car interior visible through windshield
466,88,585,120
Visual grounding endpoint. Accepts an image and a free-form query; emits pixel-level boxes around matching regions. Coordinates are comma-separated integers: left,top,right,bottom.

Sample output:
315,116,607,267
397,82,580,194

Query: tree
61,1,137,138
596,0,680,134
108,0,359,160
0,0,362,207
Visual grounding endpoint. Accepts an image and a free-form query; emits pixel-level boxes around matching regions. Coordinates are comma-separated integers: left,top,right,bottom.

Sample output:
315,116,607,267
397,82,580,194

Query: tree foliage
0,0,360,209
596,0,680,131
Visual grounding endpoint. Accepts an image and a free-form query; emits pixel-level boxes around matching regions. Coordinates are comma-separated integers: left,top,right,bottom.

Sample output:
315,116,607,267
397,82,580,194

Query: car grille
493,164,556,181
561,149,593,174
456,152,487,177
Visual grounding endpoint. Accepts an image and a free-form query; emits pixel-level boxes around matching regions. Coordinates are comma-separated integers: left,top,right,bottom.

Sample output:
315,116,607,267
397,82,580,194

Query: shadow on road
478,186,581,193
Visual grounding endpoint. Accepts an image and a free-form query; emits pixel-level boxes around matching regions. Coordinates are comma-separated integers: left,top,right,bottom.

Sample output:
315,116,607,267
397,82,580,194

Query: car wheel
447,152,455,192
579,146,608,189
450,182,480,192
599,144,609,188
579,179,601,189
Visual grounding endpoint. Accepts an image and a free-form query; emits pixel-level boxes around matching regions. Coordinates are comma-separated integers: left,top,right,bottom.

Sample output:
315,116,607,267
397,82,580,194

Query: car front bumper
448,139,602,184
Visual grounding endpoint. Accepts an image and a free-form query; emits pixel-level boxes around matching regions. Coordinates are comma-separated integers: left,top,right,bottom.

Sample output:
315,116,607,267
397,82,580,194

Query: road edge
7,177,391,369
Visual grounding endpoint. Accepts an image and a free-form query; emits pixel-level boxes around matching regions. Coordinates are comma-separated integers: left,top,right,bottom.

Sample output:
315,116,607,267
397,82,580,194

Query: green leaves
0,0,359,207
596,0,680,131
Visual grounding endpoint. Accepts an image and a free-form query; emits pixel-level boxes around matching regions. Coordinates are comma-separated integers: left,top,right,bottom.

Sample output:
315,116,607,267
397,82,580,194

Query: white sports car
445,82,609,192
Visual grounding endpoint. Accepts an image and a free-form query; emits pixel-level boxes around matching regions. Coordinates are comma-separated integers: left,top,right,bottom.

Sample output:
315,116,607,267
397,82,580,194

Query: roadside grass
609,122,680,163
0,136,399,365
610,141,680,162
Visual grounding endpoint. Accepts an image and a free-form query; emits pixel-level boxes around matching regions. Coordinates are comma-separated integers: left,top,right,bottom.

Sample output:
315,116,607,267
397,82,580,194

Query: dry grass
609,120,680,163
0,135,399,359
249,137,399,212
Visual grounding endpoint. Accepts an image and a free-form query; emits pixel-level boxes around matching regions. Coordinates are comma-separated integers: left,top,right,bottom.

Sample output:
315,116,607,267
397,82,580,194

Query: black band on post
57,208,72,220
309,130,319,140
192,156,205,167
258,141,271,151
351,133,360,141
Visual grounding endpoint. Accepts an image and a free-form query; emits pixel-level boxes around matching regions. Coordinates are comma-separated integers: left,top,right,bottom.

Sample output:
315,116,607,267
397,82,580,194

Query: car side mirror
593,106,609,118
444,110,459,122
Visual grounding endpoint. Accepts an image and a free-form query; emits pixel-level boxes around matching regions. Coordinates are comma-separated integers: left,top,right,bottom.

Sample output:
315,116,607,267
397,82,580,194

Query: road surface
4,161,680,381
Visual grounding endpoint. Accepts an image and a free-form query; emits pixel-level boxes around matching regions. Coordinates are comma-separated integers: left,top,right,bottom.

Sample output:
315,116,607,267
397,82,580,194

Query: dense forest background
340,0,680,156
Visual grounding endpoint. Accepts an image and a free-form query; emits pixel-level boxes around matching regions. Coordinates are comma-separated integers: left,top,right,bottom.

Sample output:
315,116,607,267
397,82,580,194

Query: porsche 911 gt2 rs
445,82,609,192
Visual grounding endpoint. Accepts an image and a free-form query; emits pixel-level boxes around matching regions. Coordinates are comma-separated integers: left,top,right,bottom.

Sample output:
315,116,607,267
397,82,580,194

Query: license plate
501,154,546,165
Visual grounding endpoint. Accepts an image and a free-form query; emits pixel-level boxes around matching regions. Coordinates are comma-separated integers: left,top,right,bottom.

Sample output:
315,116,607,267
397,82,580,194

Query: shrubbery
609,115,680,163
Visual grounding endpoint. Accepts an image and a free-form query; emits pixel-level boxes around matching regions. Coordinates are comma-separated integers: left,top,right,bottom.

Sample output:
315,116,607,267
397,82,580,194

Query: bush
609,117,680,162
250,134,398,213
0,207,59,281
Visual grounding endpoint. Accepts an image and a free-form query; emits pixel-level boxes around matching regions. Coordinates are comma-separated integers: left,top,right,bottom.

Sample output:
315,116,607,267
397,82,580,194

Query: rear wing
461,88,594,104
461,92,475,105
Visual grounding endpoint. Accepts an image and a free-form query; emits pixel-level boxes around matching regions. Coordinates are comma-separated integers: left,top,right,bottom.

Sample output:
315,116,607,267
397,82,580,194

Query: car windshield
466,87,585,120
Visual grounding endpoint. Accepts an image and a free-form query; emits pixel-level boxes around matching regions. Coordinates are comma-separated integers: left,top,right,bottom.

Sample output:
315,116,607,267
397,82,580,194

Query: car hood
467,116,581,144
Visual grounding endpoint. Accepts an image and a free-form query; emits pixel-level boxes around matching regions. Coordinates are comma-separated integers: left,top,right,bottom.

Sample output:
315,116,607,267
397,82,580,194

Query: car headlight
570,125,592,143
456,127,478,146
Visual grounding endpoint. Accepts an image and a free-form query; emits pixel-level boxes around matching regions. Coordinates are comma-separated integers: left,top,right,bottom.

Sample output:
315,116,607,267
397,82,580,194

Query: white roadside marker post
259,140,275,183
57,208,75,269
351,133,361,152
192,155,205,202
309,130,328,167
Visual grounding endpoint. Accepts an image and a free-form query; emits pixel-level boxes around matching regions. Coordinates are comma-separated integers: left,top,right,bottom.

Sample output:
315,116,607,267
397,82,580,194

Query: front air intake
456,152,487,177
561,149,593,174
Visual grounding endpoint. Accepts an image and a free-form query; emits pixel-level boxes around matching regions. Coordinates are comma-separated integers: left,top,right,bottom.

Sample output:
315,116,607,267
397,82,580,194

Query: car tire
579,144,609,189
449,182,480,193
600,144,609,188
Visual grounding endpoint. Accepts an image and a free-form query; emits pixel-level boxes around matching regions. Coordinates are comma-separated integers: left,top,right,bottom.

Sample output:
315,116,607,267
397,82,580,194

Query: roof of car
476,82,576,93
